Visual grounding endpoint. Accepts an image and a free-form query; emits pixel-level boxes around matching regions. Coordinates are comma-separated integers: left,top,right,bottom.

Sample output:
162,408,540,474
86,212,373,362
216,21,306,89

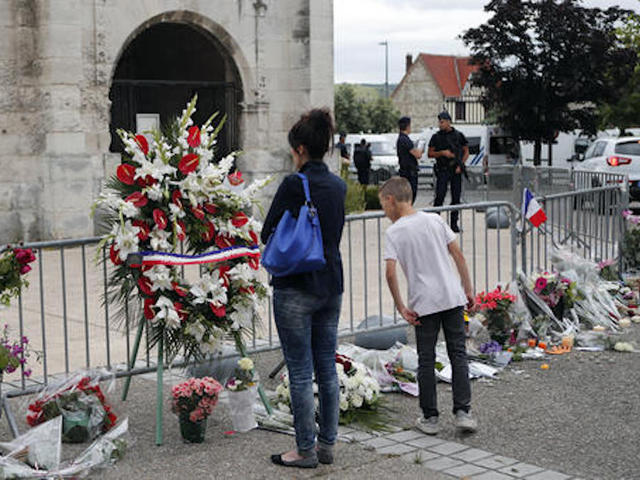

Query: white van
340,133,399,179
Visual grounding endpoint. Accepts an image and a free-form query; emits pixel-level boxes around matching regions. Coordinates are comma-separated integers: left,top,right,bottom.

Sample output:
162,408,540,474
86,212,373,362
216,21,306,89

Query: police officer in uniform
428,111,469,233
396,116,424,204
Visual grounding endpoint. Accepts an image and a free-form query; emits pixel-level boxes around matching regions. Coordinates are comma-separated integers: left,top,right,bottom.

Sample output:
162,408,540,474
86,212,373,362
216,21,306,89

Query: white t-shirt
384,211,467,317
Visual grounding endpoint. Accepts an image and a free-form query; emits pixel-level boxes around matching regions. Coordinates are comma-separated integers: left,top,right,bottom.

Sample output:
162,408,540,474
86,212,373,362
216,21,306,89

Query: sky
334,0,640,84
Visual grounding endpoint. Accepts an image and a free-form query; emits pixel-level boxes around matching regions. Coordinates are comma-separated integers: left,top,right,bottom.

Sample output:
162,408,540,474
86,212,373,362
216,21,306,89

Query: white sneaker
455,410,478,433
415,416,439,435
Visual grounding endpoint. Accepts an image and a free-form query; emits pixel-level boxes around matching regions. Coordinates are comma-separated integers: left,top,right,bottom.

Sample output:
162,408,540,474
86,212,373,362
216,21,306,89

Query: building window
455,101,466,121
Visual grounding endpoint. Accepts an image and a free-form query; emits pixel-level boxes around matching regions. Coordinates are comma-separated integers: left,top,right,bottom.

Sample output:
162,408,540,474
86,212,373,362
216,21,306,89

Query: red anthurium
228,171,244,186
248,255,260,270
191,205,205,220
218,265,231,289
178,153,200,175
202,221,215,242
210,303,226,318
249,230,259,246
132,220,150,241
143,297,155,320
116,164,136,185
176,220,187,241
136,175,157,187
153,209,168,230
187,126,201,148
109,244,122,266
135,134,149,155
172,282,188,297
138,276,153,296
125,191,148,208
215,234,235,249
203,203,218,214
231,212,249,228
171,190,183,209
174,302,188,321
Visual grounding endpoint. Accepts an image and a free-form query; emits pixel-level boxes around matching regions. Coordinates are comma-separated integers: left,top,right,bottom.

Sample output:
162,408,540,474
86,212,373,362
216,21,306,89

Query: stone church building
0,0,333,242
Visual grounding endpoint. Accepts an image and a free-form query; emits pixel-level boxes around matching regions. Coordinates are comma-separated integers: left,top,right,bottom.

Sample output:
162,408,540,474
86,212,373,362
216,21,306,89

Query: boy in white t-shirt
379,176,477,435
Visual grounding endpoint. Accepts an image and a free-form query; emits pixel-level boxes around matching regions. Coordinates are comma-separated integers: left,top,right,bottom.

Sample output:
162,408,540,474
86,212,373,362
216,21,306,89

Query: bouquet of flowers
598,259,618,282
94,95,271,362
474,286,516,344
0,325,35,379
226,357,256,392
0,247,36,306
528,271,580,319
171,377,223,423
384,360,416,384
26,375,117,443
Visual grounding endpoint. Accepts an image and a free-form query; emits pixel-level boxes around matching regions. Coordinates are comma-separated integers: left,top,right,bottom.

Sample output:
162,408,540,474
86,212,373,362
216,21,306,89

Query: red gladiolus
174,302,188,321
153,209,168,230
109,244,122,266
210,303,226,318
135,134,149,155
202,221,215,242
191,205,205,220
143,297,155,320
172,190,183,209
187,126,201,148
125,191,148,208
248,255,260,270
172,282,188,297
179,153,200,175
215,234,234,249
116,164,136,185
132,220,150,241
203,203,218,214
228,171,244,186
138,276,153,296
176,220,187,241
218,265,231,289
231,212,249,228
249,230,259,245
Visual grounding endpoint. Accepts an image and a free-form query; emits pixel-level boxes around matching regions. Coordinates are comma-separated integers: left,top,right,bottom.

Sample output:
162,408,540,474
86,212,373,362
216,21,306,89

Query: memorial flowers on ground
473,286,517,345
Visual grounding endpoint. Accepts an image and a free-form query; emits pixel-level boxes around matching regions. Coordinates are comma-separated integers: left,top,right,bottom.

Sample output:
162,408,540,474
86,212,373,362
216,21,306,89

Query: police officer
396,116,424,204
353,138,372,185
428,111,469,233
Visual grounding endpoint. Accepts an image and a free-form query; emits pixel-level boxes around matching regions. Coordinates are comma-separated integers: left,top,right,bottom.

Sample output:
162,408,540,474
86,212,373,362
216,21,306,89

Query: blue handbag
262,173,326,277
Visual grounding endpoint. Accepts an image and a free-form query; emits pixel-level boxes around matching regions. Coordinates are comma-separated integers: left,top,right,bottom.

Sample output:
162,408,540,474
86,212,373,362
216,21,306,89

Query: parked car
576,137,640,203
339,134,399,183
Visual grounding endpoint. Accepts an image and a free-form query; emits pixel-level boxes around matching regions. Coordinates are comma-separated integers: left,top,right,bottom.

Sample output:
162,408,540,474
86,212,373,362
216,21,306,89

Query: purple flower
479,341,502,354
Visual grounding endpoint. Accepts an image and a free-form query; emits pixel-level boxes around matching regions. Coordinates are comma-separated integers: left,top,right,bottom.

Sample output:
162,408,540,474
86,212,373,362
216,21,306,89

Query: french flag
522,188,547,227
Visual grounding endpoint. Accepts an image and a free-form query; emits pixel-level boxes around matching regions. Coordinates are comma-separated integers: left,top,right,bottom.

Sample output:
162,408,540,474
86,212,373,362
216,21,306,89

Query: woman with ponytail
261,108,347,469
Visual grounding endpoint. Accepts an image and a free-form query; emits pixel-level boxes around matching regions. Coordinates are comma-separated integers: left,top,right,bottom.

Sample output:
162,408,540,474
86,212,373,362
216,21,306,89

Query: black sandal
270,453,318,468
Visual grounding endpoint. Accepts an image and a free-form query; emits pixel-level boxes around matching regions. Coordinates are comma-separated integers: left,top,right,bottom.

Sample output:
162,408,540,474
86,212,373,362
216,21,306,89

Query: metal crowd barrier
0,185,627,418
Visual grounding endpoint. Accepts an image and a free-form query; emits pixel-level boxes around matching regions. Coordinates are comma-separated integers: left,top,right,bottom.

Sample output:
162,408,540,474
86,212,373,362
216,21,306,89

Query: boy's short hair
398,116,411,131
379,176,412,203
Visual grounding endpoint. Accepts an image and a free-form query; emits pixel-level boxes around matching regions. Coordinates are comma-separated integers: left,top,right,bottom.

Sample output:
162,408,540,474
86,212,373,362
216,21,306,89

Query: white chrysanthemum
114,220,140,261
149,227,172,251
153,296,180,329
238,357,254,371
350,393,363,408
143,265,173,292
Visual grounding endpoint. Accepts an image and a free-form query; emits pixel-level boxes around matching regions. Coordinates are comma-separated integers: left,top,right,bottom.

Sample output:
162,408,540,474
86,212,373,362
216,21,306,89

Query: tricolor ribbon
126,245,260,268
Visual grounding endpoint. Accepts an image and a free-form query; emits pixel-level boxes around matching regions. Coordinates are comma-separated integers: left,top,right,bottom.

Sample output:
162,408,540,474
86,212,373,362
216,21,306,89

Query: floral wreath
95,96,271,360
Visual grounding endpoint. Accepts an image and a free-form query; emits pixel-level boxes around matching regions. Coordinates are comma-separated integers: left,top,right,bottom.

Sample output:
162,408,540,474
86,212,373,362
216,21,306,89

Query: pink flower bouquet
171,377,223,423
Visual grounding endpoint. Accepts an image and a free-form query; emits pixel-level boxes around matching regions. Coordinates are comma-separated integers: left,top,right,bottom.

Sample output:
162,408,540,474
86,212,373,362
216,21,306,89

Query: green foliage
334,84,400,134
364,185,381,210
622,229,640,270
462,0,636,165
344,180,366,215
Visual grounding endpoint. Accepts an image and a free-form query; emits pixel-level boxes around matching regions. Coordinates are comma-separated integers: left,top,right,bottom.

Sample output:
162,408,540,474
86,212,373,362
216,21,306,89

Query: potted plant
225,357,258,432
474,286,517,345
171,377,222,443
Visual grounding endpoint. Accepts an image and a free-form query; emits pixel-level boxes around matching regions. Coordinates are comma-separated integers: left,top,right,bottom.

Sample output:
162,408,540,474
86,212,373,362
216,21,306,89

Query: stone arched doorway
109,21,243,157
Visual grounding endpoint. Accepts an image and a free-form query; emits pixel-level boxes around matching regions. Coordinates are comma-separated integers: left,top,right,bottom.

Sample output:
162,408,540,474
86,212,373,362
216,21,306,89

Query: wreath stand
119,253,273,446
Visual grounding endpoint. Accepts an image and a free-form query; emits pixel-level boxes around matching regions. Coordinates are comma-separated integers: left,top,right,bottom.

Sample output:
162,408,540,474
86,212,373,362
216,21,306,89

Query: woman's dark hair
288,108,334,160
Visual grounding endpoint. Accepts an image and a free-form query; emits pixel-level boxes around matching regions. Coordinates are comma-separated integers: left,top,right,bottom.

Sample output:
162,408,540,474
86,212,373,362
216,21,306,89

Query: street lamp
379,40,389,98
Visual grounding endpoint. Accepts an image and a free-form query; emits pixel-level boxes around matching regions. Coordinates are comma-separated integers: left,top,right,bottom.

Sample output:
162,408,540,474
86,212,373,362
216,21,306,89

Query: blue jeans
273,288,341,455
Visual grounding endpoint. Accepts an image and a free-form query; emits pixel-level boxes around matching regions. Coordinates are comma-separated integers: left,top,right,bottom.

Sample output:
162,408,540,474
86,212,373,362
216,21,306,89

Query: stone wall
0,0,334,242
391,61,443,131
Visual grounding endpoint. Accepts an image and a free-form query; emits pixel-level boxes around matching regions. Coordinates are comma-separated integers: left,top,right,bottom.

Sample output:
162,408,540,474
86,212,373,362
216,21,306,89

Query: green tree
334,84,399,134
366,97,400,133
599,13,640,135
462,0,635,165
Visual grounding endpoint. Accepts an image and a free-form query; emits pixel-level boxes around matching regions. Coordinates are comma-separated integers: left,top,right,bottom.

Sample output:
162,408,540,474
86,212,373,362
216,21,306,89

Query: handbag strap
296,173,313,205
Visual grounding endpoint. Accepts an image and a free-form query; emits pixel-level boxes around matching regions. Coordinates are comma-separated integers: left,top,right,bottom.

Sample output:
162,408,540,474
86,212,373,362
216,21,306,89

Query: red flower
14,248,36,265
174,302,188,321
20,265,31,275
215,234,235,249
336,354,352,373
172,282,188,297
203,203,218,214
187,126,201,148
218,265,231,289
125,191,148,208
231,212,249,228
138,275,153,296
210,303,226,318
136,175,157,188
135,134,149,155
116,164,136,185
179,153,200,175
143,297,156,320
153,209,168,230
202,221,215,242
132,220,150,241
239,286,255,295
172,190,183,209
191,205,205,220
176,220,186,241
228,171,244,186
109,244,122,266
249,230,259,246
248,256,260,270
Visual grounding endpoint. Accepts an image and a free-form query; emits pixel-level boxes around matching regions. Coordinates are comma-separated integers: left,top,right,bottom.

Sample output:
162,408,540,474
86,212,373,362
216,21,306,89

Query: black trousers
434,168,462,228
415,306,471,418
356,168,369,185
399,170,418,204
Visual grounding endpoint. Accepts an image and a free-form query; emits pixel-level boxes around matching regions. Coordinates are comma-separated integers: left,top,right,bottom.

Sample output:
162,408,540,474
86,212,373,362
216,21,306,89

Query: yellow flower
238,357,254,371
